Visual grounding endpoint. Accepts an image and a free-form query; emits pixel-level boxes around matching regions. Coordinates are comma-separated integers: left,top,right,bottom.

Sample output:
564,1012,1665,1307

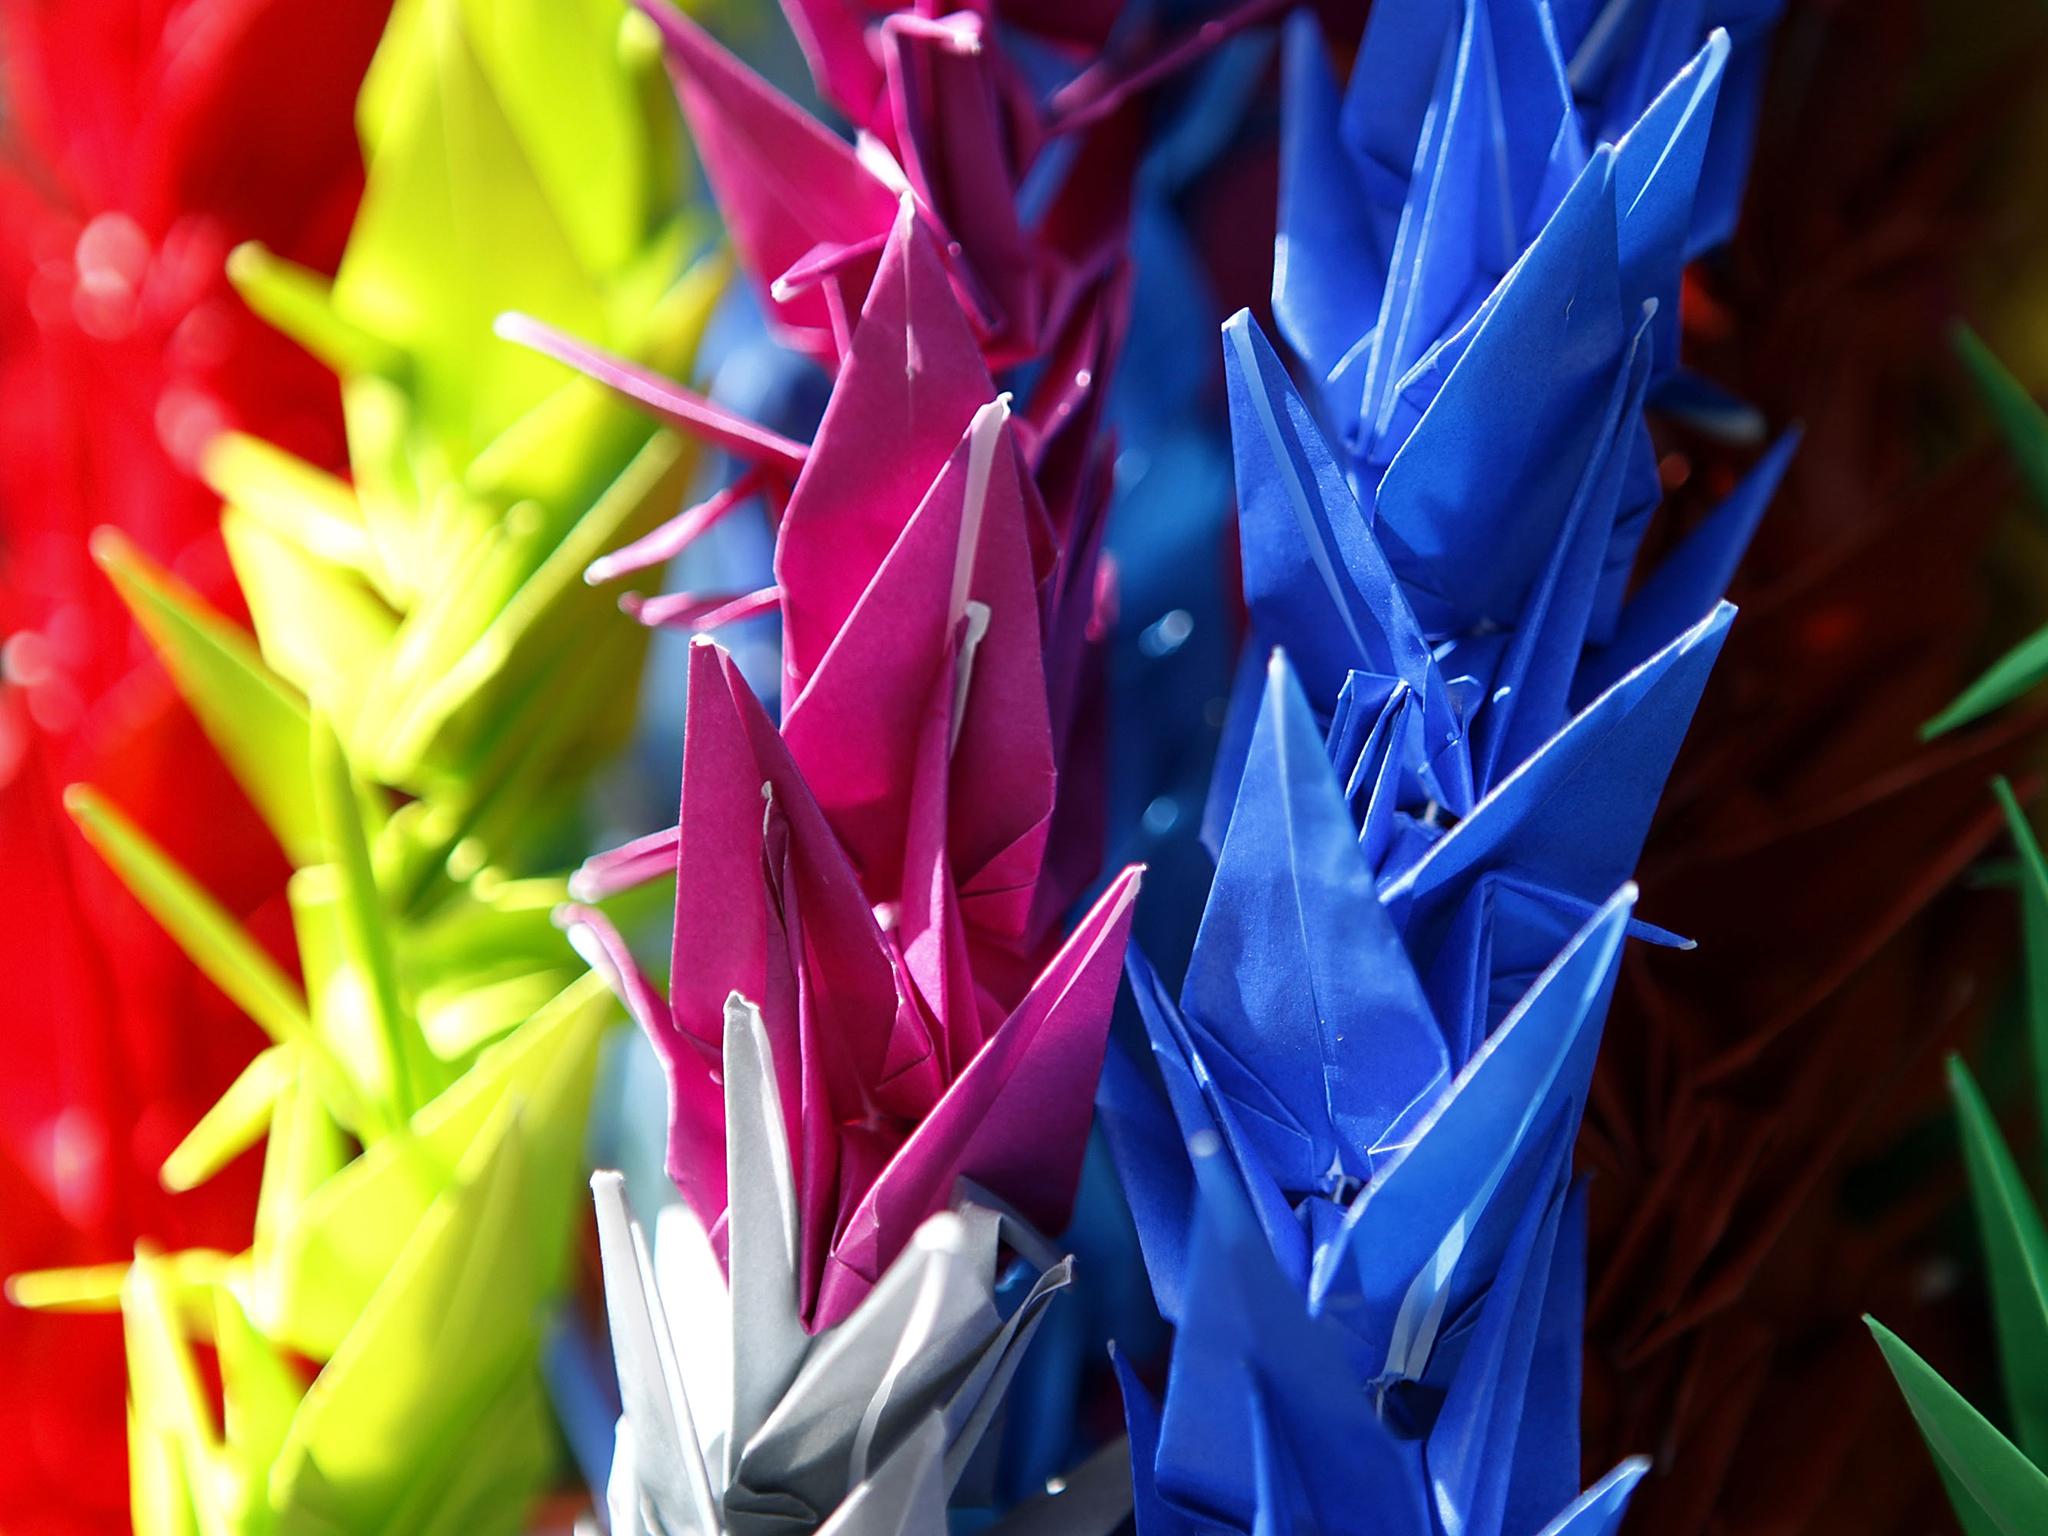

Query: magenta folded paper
633,0,1124,371
559,199,1138,1332
656,643,1137,1328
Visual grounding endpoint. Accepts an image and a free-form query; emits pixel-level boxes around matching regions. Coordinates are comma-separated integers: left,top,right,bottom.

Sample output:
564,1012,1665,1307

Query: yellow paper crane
11,1,722,1530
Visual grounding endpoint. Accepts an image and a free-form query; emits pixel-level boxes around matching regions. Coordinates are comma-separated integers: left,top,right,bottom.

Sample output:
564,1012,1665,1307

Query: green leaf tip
1988,775,2048,1163
1953,324,2048,522
1948,1054,2048,1464
1869,1315,2048,1535
1922,623,2048,740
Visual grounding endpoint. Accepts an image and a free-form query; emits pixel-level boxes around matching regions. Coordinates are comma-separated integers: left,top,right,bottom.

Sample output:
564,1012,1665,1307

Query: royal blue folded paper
1100,2,1789,1531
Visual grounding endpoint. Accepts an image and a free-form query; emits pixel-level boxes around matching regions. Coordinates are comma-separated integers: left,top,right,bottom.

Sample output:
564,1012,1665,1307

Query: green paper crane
1924,329,2048,739
1870,334,2048,1534
9,0,720,1530
1868,780,2048,1536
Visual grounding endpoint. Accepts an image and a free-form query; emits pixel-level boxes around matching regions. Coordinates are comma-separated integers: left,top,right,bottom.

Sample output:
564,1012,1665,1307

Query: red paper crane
0,2,389,1528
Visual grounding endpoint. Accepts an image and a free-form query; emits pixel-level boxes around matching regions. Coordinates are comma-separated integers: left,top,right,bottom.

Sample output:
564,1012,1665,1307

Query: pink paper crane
553,201,1140,1330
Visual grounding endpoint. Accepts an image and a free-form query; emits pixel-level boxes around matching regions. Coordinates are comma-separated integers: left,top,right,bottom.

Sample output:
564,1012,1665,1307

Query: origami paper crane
82,974,611,1536
1209,261,1756,903
1101,643,1717,1532
1273,0,1782,470
508,0,1138,884
513,0,1143,988
514,8,1146,1334
1116,1132,1652,1536
11,1,717,1530
1553,0,1785,253
507,0,1138,819
567,628,1138,1332
208,0,721,819
627,0,1140,373
698,0,1276,961
590,993,1134,1536
1246,22,1770,798
1096,5,1785,1529
0,3,389,1525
